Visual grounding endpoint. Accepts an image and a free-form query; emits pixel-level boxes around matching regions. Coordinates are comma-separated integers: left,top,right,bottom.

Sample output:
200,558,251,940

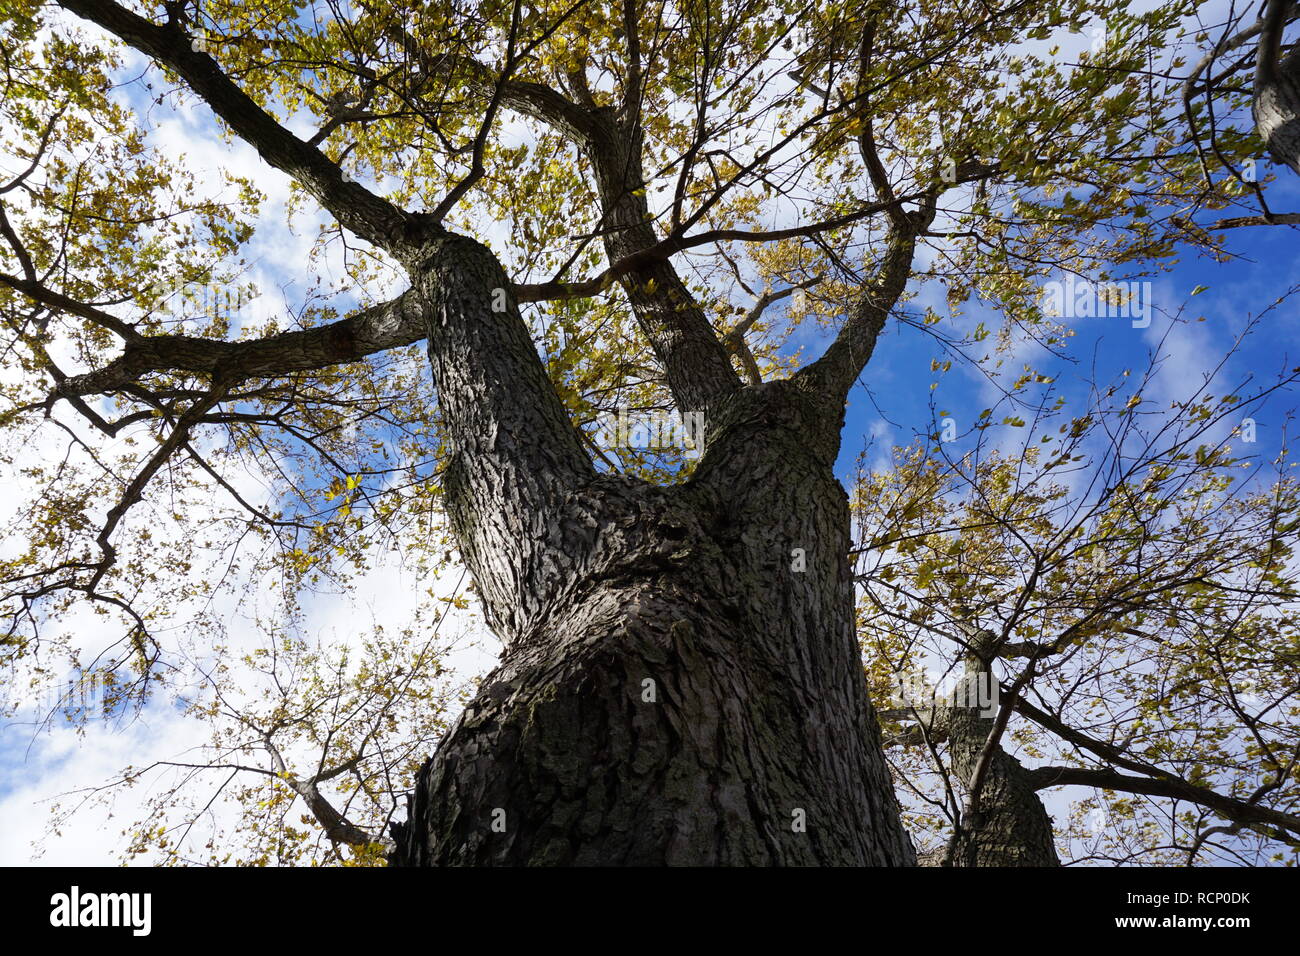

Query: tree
856,330,1300,866
1,0,1297,864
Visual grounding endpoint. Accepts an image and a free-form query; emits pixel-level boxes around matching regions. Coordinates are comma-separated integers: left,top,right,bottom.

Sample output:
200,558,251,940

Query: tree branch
56,0,423,255
1027,764,1300,839
263,738,390,851
721,278,822,385
1,276,421,402
404,40,743,413
792,206,928,399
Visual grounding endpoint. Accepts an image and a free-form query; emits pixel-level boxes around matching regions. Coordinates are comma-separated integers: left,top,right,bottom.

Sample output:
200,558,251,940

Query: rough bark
408,234,596,642
945,654,1061,867
390,370,916,865
1254,0,1300,174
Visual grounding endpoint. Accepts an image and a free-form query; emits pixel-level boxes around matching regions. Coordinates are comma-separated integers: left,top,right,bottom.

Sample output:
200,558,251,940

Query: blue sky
837,176,1300,486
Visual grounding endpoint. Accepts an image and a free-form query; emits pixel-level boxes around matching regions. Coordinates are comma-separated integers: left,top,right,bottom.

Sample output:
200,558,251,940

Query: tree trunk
1254,53,1300,174
945,655,1061,867
1254,1,1300,174
390,369,915,864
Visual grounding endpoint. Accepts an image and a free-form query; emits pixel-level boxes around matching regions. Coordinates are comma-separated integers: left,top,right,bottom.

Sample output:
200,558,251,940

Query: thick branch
790,152,999,401
263,741,390,851
25,287,421,400
1027,765,1300,839
409,234,595,642
1014,694,1300,839
1211,212,1300,227
57,0,422,254
422,52,603,145
793,211,925,399
569,112,742,413
0,271,139,340
1253,0,1300,174
412,45,742,413
857,21,907,230
1258,0,1295,87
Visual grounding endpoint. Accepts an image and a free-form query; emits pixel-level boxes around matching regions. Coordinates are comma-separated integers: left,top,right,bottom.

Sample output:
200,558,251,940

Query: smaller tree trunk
1254,54,1300,174
1254,2,1300,174
945,654,1061,867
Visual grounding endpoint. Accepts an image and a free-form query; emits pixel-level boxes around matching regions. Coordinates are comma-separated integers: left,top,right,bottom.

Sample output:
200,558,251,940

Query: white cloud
0,705,205,865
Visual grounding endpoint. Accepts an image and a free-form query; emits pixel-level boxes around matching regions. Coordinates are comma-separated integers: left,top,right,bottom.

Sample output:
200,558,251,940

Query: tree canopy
1,0,1298,864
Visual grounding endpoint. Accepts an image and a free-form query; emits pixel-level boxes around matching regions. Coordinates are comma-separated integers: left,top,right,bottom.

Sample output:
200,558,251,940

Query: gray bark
390,287,917,863
1254,0,1300,173
945,654,1061,867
